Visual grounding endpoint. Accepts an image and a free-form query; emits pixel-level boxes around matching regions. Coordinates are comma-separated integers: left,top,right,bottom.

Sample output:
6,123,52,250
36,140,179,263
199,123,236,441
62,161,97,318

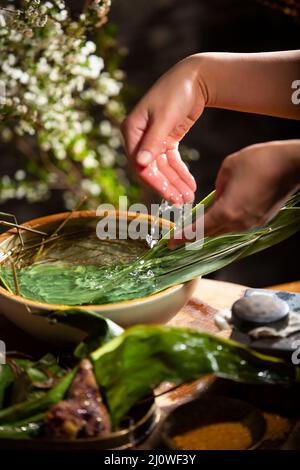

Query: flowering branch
0,0,138,208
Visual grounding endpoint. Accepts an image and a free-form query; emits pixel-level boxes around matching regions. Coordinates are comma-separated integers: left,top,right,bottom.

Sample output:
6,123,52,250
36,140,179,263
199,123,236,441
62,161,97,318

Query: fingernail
184,191,195,203
137,150,152,166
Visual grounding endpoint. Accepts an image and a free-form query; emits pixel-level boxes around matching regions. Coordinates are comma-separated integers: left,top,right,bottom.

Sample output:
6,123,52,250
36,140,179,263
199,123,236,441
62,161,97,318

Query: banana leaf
91,325,299,428
34,308,124,358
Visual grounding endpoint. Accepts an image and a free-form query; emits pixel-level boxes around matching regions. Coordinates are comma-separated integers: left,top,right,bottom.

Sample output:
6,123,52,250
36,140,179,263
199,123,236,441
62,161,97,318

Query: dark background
1,0,299,286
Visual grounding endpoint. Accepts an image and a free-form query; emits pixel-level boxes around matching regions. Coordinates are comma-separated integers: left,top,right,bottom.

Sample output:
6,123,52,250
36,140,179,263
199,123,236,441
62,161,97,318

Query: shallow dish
0,396,158,450
162,395,266,450
0,210,197,344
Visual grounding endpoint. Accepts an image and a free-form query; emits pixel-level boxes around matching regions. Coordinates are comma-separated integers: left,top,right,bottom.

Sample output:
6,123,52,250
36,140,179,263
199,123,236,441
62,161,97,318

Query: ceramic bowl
162,395,266,450
0,210,198,344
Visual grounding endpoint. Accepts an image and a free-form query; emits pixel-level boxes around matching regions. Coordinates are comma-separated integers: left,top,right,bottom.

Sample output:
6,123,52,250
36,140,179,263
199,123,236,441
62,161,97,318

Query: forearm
191,51,300,120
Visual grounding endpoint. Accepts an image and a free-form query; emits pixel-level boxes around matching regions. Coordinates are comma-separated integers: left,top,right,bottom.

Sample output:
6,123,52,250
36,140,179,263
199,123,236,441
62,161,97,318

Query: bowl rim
0,209,184,310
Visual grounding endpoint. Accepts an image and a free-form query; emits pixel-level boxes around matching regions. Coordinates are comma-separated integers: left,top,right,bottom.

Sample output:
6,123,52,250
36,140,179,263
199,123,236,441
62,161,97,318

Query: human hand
121,56,207,204
169,140,300,247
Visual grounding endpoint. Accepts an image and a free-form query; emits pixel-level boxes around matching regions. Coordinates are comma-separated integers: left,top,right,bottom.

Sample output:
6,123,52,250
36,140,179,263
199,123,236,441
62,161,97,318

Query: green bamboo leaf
0,414,43,439
0,192,298,306
10,354,65,406
145,190,216,257
0,368,77,425
91,325,297,427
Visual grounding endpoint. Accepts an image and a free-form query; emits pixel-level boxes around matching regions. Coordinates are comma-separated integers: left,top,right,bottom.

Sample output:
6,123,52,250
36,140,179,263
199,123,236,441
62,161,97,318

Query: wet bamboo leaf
0,192,299,306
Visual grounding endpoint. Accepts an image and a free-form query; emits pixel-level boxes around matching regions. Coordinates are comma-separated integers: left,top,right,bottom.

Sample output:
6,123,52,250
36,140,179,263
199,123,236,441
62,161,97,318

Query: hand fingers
134,111,177,167
140,161,184,205
121,110,148,158
156,154,195,203
167,148,197,192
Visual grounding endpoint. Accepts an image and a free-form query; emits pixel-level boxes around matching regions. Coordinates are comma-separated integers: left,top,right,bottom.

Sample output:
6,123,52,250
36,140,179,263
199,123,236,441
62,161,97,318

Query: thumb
204,197,226,237
136,118,175,167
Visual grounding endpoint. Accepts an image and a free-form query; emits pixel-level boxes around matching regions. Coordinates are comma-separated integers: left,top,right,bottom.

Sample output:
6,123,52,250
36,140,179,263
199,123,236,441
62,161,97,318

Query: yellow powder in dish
263,412,291,441
173,422,253,450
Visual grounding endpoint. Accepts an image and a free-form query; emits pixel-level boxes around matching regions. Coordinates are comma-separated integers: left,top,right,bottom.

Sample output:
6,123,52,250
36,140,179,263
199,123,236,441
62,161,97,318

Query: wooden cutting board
168,278,245,335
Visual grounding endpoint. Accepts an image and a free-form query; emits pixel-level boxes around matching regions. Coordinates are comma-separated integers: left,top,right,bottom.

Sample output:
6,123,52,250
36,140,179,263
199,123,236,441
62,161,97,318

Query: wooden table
0,277,299,449
141,278,300,449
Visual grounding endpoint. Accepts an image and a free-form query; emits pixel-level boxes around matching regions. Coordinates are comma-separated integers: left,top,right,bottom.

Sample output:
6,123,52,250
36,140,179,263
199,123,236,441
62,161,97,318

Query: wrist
183,53,217,107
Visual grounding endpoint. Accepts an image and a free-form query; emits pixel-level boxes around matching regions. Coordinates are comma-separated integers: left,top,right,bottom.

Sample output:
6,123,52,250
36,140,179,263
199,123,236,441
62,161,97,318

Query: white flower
99,74,121,96
55,148,67,160
8,54,16,66
98,144,115,167
83,153,99,169
109,136,121,149
73,138,86,154
15,186,26,199
106,99,123,115
37,58,50,74
0,14,6,27
14,170,26,182
49,68,59,81
15,170,26,181
81,41,97,56
16,104,28,114
36,95,48,106
87,55,104,79
56,9,68,21
24,91,35,102
81,120,93,133
20,72,30,84
99,120,112,136
93,92,108,105
81,179,101,196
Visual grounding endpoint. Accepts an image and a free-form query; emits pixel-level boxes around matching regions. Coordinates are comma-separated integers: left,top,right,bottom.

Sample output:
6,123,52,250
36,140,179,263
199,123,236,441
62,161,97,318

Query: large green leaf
91,325,298,428
35,308,124,358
